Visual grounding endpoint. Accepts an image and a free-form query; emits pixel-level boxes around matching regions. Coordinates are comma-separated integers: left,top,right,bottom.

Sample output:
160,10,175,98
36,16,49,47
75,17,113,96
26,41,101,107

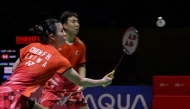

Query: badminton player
0,18,113,109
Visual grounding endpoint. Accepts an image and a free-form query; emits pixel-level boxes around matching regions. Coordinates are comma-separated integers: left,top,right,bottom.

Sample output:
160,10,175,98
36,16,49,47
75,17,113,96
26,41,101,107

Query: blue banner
83,86,152,109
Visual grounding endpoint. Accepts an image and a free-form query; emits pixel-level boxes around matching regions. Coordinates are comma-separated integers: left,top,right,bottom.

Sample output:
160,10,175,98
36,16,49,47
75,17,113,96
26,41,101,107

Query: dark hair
60,11,78,24
32,18,61,44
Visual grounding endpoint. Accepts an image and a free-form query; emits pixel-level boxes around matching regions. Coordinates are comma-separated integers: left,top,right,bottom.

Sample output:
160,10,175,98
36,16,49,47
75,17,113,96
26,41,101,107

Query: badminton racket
60,87,82,106
103,27,139,87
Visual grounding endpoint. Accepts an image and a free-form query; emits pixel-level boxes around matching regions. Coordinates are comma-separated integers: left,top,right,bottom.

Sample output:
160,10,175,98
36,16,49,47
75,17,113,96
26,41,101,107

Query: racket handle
102,70,115,87
110,70,115,77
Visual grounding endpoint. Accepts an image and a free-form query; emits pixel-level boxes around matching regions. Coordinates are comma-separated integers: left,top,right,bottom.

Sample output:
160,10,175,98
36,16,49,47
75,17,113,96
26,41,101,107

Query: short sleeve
56,55,72,75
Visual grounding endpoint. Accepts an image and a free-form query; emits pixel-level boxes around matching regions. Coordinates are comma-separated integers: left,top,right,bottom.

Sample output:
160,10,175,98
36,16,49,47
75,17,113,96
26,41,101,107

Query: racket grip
110,70,115,78
102,70,115,87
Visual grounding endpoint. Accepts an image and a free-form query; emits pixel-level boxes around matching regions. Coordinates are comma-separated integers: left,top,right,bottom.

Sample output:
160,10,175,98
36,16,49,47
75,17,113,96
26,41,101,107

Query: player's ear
49,34,55,40
63,23,67,29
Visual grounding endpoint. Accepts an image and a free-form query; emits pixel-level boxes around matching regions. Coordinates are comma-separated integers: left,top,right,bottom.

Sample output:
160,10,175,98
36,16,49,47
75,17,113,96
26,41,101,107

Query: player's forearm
80,78,105,87
78,64,86,78
78,68,86,78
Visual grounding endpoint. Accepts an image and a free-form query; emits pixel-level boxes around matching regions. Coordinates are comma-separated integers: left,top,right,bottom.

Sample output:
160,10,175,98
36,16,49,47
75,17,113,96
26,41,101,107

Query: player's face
54,23,66,47
65,16,80,35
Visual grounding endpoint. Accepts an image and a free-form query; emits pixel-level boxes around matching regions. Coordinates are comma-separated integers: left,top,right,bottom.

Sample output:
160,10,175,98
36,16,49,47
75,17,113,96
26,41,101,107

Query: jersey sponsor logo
75,50,78,56
58,48,62,51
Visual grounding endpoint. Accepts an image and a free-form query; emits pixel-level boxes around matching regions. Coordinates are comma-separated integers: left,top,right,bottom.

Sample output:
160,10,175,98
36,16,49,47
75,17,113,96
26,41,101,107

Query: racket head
122,27,139,55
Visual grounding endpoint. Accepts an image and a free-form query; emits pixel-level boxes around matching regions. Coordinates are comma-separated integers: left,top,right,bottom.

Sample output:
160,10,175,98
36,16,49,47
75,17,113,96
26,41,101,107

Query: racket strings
122,27,139,55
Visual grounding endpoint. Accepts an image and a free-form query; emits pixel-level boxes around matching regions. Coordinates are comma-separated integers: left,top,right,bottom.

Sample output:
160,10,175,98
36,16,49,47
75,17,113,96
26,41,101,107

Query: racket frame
122,27,139,55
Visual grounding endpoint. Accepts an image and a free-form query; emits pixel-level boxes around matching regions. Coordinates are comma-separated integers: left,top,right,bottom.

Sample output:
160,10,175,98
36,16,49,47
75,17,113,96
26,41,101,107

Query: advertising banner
83,86,152,109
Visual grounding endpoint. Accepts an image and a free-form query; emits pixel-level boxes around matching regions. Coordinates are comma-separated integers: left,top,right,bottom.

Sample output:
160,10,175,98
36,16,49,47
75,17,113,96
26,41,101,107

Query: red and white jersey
3,42,71,97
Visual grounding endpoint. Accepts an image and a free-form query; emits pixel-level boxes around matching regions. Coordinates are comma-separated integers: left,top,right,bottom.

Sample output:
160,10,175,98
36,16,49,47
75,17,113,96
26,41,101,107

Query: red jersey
58,36,86,70
43,36,86,94
4,42,71,97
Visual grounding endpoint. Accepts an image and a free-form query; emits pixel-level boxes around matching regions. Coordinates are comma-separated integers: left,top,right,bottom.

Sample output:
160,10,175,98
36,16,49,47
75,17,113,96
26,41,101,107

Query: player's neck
66,35,75,43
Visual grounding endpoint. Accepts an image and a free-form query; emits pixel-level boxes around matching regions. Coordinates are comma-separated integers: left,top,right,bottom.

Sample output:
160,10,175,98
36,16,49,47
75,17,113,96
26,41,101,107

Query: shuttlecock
156,17,166,27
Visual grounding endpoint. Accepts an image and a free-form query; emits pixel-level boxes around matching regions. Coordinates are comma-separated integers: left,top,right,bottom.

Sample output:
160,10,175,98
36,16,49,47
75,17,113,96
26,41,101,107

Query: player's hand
102,72,114,86
79,86,86,91
107,71,115,78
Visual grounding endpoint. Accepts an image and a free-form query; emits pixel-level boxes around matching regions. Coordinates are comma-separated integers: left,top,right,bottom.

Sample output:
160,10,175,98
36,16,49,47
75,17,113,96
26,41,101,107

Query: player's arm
12,58,21,72
13,44,30,72
78,63,86,78
62,68,113,87
78,63,86,90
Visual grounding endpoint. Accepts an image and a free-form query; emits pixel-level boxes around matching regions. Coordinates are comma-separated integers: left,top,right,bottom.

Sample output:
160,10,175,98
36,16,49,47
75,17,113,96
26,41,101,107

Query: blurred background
1,0,190,85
